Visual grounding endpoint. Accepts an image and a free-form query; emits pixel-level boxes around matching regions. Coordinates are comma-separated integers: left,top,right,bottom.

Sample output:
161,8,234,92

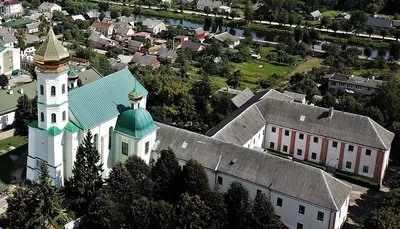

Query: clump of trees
86,149,282,229
14,94,37,136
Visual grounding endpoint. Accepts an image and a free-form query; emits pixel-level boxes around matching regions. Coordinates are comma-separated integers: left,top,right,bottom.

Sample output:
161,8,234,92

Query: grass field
0,136,27,153
231,59,293,82
292,57,323,74
322,10,343,18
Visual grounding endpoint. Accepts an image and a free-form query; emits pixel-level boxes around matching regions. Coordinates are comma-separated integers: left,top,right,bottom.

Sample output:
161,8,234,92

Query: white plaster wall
0,111,15,129
243,127,265,149
271,192,332,229
136,130,157,164
381,149,390,181
326,139,341,167
38,102,69,129
281,128,292,152
293,131,306,160
341,143,357,173
264,124,279,150
37,71,69,105
357,147,377,178
334,196,349,229
216,173,270,198
308,135,322,163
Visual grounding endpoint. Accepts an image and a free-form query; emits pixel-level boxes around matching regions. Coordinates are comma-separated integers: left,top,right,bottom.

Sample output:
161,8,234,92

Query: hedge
335,171,380,190
300,160,327,171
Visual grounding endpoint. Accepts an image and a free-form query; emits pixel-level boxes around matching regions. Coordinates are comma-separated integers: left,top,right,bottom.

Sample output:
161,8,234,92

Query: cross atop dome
35,26,70,73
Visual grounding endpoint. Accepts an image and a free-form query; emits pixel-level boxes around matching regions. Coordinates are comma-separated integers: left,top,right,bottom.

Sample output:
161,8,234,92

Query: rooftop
325,73,385,89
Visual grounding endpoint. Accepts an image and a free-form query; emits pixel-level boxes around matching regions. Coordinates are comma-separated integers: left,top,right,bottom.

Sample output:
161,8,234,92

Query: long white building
27,28,351,229
207,89,394,184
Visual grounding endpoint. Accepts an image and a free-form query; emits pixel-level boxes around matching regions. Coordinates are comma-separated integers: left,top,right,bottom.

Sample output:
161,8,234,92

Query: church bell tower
35,27,70,130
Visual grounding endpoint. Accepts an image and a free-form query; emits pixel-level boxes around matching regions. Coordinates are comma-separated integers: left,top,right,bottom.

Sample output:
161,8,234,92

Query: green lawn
322,10,343,18
0,136,27,153
230,59,293,83
292,57,323,74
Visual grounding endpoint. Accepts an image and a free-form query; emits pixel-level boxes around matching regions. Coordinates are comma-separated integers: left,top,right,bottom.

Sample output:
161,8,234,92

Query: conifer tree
65,130,103,215
224,181,251,228
14,94,33,136
249,192,281,229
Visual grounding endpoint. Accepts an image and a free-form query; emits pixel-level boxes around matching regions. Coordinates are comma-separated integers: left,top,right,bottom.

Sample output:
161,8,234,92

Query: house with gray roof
26,22,40,34
141,19,166,34
307,10,322,20
207,89,394,183
366,15,393,28
156,47,177,62
213,32,240,47
196,0,221,11
323,73,385,95
130,52,160,68
231,87,254,107
154,122,352,229
128,40,144,51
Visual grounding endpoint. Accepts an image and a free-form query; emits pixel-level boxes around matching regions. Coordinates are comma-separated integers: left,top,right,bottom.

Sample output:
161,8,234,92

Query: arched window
62,111,66,121
51,113,56,123
62,84,65,94
93,134,98,150
51,86,56,96
40,85,44,95
40,112,44,122
108,127,113,149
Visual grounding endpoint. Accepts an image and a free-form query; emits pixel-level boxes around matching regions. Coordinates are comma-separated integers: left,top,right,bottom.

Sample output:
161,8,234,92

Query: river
136,15,390,59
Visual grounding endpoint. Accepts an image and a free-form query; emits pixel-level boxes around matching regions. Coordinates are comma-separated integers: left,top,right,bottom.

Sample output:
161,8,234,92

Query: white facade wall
293,131,306,160
38,103,69,130
308,135,323,163
281,127,292,153
271,191,333,229
216,172,269,198
326,139,341,167
28,28,39,34
334,196,349,229
4,3,23,15
357,147,377,178
0,111,14,129
265,124,279,150
243,126,265,149
341,143,358,173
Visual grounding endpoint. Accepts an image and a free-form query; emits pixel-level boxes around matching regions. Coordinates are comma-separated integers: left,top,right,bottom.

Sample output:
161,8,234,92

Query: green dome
128,87,143,101
68,68,76,75
115,108,158,138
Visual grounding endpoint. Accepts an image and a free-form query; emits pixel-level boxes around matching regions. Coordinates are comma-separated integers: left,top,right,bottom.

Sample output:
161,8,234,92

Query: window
298,205,305,214
145,141,149,154
332,141,338,148
313,137,318,143
258,134,260,139
346,161,352,169
253,139,255,144
62,84,65,94
366,149,371,156
51,86,56,96
51,113,56,123
348,145,354,151
217,176,223,185
330,81,336,85
269,142,275,149
283,145,288,152
363,166,369,173
108,127,113,149
271,127,276,133
122,142,128,156
284,130,289,136
40,112,44,122
317,211,324,221
297,149,302,156
40,85,44,95
93,134,98,150
276,197,283,207
297,223,303,229
257,189,262,195
62,111,66,121
311,152,317,160
299,133,304,140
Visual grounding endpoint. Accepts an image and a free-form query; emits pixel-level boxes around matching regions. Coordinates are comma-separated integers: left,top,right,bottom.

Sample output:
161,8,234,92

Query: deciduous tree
14,94,33,136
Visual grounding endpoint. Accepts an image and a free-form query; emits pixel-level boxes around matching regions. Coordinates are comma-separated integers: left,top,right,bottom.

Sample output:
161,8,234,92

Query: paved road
92,0,397,41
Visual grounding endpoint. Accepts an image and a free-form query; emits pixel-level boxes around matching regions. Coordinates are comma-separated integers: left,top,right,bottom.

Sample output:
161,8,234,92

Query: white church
26,28,158,187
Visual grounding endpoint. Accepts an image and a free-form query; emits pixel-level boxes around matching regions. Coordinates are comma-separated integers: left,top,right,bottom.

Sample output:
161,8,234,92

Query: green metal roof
2,18,33,28
115,108,158,138
68,68,76,76
0,45,6,53
64,121,80,132
28,120,78,136
0,82,37,116
68,67,148,130
46,126,62,136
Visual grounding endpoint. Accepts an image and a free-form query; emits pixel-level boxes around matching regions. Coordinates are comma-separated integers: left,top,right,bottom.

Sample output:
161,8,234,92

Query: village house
38,2,61,13
156,47,177,62
26,22,40,34
174,35,188,43
213,31,241,47
207,89,394,184
91,21,114,38
128,40,144,51
197,0,221,11
88,31,114,49
130,52,160,68
307,10,322,21
180,41,204,52
323,73,385,95
190,27,208,39
366,14,393,29
0,0,23,16
141,19,166,34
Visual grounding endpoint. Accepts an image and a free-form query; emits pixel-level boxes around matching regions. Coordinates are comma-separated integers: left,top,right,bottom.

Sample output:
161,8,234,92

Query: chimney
328,107,334,118
8,89,13,95
20,88,24,94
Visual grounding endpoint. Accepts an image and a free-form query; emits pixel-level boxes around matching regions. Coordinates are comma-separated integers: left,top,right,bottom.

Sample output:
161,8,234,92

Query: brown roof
180,41,202,52
91,21,112,29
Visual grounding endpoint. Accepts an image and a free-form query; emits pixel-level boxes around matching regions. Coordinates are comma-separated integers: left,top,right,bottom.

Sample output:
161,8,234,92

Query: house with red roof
0,0,23,16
